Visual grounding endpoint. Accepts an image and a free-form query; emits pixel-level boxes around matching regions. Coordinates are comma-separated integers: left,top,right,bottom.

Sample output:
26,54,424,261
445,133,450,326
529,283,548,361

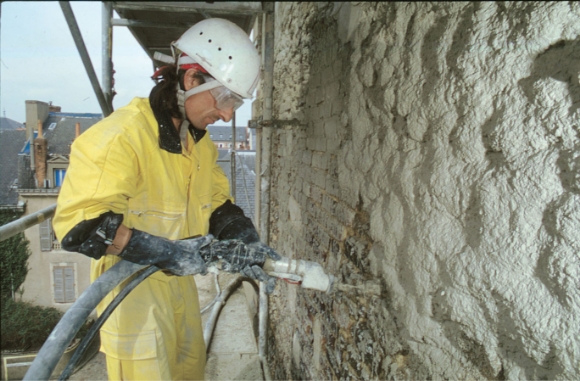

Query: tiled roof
0,129,27,205
3,112,103,202
216,151,257,223
0,117,24,130
42,113,102,156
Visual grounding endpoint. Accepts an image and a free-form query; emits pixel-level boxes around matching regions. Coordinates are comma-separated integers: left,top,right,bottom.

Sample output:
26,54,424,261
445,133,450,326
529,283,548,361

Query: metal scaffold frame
0,2,277,380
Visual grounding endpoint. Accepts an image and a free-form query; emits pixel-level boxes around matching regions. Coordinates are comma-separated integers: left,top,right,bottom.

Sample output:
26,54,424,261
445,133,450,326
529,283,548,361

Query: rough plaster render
265,2,580,380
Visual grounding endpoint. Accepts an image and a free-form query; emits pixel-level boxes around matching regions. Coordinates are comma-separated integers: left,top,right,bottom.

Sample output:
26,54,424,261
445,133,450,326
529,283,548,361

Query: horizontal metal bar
147,46,173,51
0,204,56,242
112,18,193,29
7,362,34,368
113,2,262,15
248,118,306,129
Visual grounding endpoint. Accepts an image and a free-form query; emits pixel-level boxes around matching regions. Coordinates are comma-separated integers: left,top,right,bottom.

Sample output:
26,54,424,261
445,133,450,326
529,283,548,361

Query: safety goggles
209,85,244,112
196,74,243,112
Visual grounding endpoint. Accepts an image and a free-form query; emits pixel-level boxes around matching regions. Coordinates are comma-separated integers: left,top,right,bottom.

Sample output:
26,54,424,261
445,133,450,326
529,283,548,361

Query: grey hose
23,260,146,381
59,265,160,381
203,275,244,349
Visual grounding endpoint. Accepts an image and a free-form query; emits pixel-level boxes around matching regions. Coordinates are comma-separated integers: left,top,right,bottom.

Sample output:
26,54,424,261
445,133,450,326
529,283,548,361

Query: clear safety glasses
200,75,244,112
210,85,244,112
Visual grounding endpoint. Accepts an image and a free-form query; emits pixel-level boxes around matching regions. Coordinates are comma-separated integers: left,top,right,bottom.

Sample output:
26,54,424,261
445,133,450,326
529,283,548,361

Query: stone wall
265,2,580,380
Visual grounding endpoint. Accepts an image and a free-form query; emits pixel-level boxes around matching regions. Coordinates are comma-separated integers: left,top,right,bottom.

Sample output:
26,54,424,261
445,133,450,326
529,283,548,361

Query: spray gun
201,239,382,296
262,257,382,296
262,256,334,292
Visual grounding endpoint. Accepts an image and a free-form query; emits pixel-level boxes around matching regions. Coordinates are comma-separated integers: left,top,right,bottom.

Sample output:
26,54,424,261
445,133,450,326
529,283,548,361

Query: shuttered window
39,218,52,251
53,266,75,303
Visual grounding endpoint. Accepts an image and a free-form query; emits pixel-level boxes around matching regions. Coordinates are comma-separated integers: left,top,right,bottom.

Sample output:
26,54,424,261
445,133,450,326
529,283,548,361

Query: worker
52,18,279,380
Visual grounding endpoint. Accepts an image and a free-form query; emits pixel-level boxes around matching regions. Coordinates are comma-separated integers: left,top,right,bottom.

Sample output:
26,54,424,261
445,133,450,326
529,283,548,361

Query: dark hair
150,65,205,119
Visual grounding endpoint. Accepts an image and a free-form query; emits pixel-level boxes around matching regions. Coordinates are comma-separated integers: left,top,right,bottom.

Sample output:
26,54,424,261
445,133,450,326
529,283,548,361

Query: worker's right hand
239,265,277,294
119,230,212,276
199,239,278,293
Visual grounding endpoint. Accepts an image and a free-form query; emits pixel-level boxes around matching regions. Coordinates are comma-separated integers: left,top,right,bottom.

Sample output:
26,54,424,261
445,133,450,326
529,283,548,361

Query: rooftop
41,113,102,156
207,126,247,142
0,129,27,205
0,117,24,130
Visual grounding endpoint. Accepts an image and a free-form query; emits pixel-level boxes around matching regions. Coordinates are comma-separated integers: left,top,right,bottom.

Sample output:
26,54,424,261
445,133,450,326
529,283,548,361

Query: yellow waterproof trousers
94,257,206,380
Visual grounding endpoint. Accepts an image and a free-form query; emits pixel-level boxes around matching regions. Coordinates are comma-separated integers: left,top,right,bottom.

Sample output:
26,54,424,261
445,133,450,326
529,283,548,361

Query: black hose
58,265,160,381
23,260,147,381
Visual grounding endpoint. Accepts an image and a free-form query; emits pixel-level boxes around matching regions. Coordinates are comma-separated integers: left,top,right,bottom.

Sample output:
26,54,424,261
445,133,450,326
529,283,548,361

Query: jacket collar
149,85,207,154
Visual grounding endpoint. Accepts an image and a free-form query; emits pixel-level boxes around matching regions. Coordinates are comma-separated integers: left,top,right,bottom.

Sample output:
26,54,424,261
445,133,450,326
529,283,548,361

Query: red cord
281,278,302,285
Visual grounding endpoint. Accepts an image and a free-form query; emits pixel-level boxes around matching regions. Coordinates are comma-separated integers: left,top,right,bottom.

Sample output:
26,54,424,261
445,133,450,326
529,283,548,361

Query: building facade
207,125,250,149
13,100,102,313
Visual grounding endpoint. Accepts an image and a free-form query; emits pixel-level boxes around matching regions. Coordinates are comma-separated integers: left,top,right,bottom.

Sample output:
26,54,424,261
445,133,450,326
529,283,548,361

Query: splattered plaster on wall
264,2,580,380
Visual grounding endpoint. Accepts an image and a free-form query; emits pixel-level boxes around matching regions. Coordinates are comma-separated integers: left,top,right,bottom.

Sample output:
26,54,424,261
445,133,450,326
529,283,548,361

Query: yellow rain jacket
53,97,232,380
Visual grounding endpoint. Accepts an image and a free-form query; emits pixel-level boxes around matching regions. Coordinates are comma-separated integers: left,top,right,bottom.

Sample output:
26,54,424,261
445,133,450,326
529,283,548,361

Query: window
219,134,223,139
53,264,76,303
210,134,213,139
40,218,60,251
39,219,53,251
54,169,66,187
48,122,57,131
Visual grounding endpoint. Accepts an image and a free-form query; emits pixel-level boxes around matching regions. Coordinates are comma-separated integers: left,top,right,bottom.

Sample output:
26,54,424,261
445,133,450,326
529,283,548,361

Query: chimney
75,122,81,139
34,119,48,188
26,100,49,172
25,100,49,140
37,120,43,138
49,103,61,113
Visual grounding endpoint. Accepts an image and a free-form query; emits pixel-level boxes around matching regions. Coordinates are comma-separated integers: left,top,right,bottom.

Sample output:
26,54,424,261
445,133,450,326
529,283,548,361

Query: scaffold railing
0,204,56,242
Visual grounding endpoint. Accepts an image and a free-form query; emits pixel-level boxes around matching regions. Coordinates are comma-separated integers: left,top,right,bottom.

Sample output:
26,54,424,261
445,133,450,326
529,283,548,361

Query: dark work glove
200,239,278,293
119,230,212,276
209,201,282,292
61,211,124,259
210,200,281,259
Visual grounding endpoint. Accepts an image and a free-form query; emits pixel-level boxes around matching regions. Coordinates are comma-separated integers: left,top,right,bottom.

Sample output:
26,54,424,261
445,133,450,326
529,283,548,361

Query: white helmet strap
176,80,222,118
176,79,223,148
179,119,189,148
185,80,221,99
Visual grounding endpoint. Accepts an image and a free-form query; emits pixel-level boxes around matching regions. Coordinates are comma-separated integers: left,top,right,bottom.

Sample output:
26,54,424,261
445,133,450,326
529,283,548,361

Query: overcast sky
0,1,251,126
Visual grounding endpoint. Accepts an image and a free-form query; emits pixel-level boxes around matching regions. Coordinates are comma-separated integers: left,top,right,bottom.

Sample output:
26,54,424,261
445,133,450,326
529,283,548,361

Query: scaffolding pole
59,1,112,117
0,205,56,242
259,3,274,246
102,1,113,112
231,112,237,200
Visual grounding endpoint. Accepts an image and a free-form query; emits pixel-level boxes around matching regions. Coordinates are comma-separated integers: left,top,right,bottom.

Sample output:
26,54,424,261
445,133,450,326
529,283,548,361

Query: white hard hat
173,18,260,99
